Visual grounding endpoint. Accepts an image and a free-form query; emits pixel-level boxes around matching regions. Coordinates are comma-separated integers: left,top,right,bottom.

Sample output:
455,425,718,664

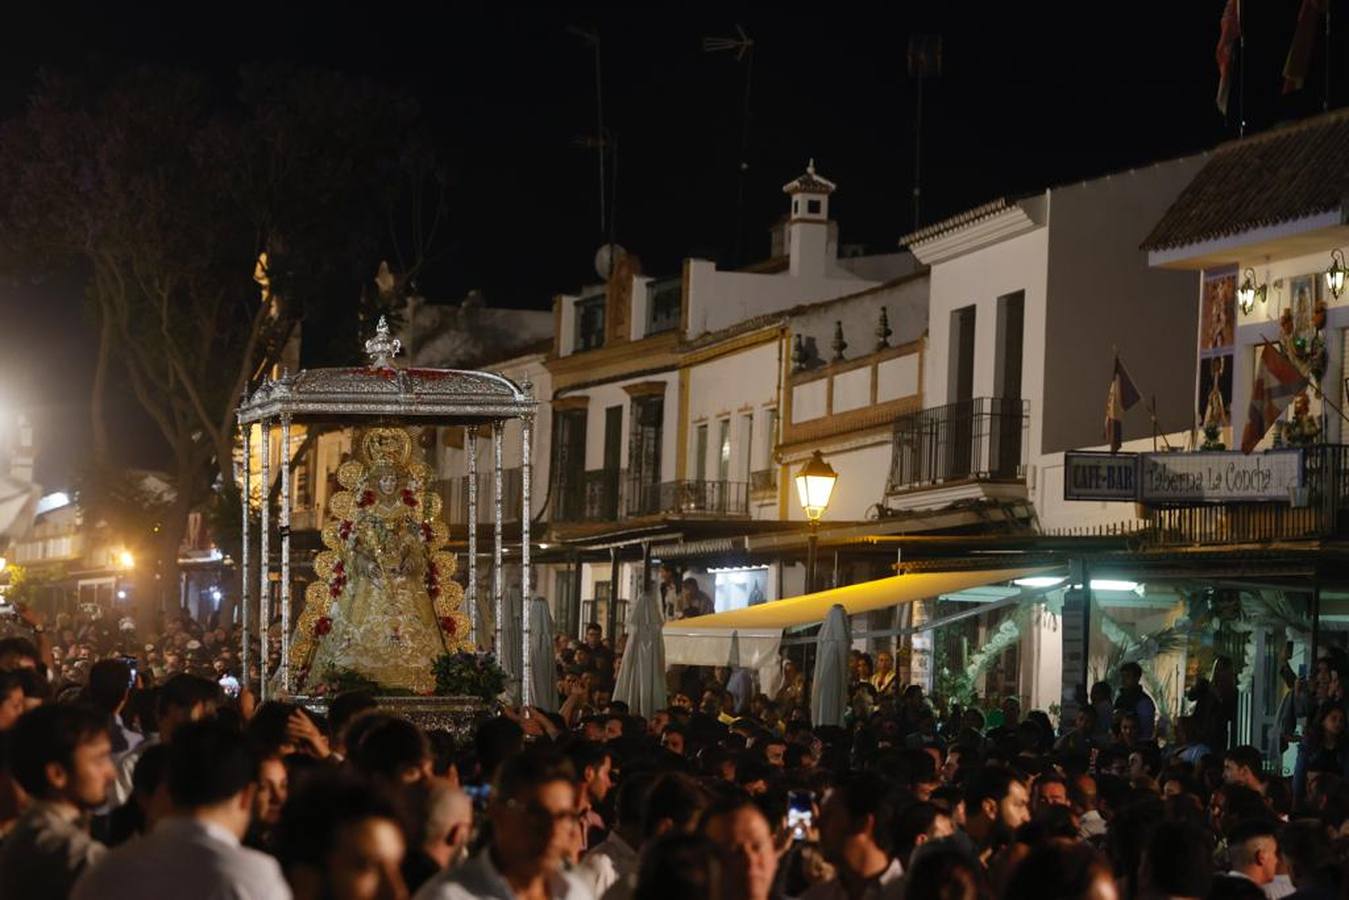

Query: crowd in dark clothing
1,599,1349,900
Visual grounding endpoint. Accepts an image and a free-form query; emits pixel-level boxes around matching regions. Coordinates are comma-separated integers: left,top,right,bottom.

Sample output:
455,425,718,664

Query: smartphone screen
786,789,814,840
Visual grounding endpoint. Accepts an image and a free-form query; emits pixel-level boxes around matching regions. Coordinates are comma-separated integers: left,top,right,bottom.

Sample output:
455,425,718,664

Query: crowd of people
1,598,1349,900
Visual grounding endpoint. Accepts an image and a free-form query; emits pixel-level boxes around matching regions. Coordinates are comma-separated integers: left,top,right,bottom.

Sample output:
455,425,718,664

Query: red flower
315,617,332,637
402,489,418,507
358,490,375,508
439,616,456,635
428,586,441,599
329,585,341,597
420,523,433,542
333,561,345,576
338,520,353,540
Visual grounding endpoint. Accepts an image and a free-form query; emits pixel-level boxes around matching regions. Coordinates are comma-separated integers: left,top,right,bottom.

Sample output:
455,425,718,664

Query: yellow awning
667,566,1057,632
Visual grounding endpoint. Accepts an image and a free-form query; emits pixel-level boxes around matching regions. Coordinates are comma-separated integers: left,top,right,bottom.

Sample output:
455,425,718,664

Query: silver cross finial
364,315,402,368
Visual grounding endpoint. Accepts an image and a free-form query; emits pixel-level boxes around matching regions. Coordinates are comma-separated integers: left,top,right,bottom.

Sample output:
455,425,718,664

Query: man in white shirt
416,747,592,900
576,772,650,898
803,772,905,900
110,673,218,808
72,720,291,900
1225,819,1293,900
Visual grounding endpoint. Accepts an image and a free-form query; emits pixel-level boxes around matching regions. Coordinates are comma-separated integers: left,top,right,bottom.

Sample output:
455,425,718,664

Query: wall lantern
1237,268,1266,314
1327,249,1347,299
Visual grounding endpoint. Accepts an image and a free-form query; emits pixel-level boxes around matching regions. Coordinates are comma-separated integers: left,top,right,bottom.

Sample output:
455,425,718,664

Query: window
695,424,709,482
949,306,976,403
626,396,664,515
995,292,1025,400
793,200,799,215
647,279,681,335
551,409,588,520
717,419,731,481
763,409,778,469
740,413,754,481
807,198,821,215
575,295,606,351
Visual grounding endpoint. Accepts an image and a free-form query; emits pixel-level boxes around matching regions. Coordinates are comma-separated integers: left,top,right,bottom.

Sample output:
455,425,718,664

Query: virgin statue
290,426,471,694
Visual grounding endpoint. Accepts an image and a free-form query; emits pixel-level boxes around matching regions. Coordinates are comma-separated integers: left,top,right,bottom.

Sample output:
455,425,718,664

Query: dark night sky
0,2,1341,485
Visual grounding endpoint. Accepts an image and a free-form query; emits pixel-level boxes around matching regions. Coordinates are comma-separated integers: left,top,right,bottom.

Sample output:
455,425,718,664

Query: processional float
235,318,538,715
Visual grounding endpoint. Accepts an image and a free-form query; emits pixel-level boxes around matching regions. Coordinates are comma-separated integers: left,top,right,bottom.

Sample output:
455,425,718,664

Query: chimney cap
783,158,837,195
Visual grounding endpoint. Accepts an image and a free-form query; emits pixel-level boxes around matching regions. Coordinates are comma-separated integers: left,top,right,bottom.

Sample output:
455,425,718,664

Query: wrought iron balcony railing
887,397,1029,494
1145,443,1349,545
626,479,750,518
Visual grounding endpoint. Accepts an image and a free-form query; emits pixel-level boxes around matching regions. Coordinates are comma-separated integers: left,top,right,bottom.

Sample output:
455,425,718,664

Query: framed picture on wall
1200,267,1236,356
1290,274,1317,336
1197,354,1233,427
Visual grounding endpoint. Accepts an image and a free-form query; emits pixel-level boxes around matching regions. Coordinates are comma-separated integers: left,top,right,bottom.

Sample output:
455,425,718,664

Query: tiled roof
900,198,1010,246
1142,109,1349,252
783,159,837,195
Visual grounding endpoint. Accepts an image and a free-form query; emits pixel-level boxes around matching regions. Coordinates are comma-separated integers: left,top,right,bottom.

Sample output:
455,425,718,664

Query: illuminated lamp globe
1327,249,1347,299
118,550,135,571
794,451,838,522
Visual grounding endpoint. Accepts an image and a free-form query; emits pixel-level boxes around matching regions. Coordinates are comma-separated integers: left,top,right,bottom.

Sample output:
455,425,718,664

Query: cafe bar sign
1065,449,1305,504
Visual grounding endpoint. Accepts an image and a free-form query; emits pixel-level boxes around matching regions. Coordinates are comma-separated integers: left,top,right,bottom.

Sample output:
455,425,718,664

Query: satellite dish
594,243,627,280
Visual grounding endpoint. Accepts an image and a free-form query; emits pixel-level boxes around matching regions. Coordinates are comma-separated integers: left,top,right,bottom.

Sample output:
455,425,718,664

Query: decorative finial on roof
782,159,837,196
364,315,402,369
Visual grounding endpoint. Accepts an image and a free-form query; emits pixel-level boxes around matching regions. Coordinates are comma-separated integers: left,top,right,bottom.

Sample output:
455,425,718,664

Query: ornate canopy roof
237,317,535,425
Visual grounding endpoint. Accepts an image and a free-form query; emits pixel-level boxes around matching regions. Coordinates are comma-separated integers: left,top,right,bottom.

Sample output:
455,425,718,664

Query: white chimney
782,159,837,279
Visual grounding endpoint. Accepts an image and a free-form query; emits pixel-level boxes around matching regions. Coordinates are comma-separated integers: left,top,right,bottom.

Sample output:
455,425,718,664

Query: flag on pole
1104,355,1142,453
1240,342,1310,453
1216,0,1240,114
1283,0,1326,94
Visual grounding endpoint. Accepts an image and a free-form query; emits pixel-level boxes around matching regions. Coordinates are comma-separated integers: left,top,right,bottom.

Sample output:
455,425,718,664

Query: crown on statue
362,427,413,468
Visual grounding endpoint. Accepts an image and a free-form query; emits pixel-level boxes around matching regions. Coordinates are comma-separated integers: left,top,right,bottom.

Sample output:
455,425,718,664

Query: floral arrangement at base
433,651,508,702
305,666,388,697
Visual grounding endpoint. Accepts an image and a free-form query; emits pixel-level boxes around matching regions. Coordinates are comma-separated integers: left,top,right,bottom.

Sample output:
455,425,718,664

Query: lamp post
794,451,838,593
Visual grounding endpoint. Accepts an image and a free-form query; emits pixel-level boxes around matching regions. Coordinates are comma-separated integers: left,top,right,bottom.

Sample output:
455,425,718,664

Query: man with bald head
403,779,474,894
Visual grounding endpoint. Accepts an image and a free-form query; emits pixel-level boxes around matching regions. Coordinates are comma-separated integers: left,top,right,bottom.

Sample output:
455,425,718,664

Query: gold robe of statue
290,427,471,694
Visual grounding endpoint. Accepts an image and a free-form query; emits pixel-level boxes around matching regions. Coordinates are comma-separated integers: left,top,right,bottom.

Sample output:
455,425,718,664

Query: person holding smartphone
803,772,905,900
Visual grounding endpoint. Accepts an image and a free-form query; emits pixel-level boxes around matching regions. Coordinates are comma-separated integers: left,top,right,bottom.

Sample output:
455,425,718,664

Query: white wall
555,371,680,478
431,354,553,521
782,442,893,523
685,259,876,339
686,341,780,502
924,224,1050,462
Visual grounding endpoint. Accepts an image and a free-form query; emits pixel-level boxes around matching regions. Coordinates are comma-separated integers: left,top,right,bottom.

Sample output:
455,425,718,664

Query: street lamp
118,550,135,571
794,451,838,593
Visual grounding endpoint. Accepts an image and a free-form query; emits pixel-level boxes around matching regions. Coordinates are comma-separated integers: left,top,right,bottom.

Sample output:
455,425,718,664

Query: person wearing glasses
415,747,593,899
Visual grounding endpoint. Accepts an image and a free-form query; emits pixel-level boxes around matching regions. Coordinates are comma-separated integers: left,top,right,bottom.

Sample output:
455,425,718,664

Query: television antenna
703,25,755,265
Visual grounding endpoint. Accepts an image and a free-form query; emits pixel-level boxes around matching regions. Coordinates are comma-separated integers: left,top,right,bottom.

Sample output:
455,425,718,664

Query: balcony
887,397,1029,494
627,480,749,518
1145,444,1349,545
437,469,524,525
